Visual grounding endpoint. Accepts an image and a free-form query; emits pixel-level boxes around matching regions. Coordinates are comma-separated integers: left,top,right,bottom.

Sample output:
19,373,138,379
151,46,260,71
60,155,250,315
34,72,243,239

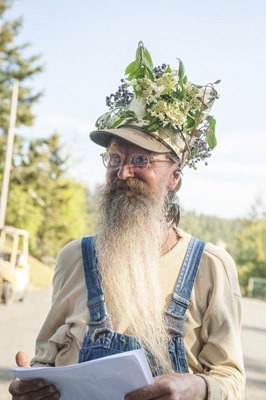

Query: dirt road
0,288,52,399
0,290,265,399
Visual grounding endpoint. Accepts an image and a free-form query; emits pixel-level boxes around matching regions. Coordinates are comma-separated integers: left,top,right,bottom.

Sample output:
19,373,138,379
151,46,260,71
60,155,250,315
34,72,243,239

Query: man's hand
125,373,207,400
9,351,60,399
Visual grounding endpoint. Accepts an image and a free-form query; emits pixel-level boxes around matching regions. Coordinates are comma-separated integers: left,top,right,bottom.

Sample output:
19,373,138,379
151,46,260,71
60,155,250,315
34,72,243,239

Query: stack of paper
11,349,154,400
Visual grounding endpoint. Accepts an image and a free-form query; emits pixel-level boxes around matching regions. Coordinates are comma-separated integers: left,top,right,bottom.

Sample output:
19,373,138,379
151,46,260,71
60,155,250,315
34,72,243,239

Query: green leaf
125,61,137,75
126,43,155,80
134,88,143,98
145,115,164,131
110,116,127,128
186,115,196,129
207,134,217,150
109,110,137,128
143,48,153,68
172,91,184,100
95,111,111,129
144,65,155,80
178,58,185,82
136,42,152,67
146,123,161,132
206,118,217,149
209,117,216,131
125,60,142,76
135,46,143,62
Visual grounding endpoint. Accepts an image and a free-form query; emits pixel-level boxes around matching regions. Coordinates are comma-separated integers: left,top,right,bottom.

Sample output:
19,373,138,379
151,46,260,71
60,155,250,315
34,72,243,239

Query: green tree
6,133,91,258
179,209,241,255
234,197,266,292
0,0,43,135
0,0,43,178
0,1,94,259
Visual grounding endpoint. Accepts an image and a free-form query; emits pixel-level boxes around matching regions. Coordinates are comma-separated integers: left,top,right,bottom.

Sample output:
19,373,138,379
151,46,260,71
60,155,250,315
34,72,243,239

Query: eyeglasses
100,152,171,170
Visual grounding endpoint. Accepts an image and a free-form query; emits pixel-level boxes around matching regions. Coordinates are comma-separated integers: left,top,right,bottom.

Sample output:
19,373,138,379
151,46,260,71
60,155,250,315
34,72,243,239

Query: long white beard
95,177,172,373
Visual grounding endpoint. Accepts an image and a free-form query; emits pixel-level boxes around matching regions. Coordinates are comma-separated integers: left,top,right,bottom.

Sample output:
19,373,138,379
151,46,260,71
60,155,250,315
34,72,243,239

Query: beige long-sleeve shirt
31,230,245,399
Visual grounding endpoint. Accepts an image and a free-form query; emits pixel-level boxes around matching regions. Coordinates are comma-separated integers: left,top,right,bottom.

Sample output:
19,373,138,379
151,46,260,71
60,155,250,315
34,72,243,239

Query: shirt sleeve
196,244,245,400
30,239,88,367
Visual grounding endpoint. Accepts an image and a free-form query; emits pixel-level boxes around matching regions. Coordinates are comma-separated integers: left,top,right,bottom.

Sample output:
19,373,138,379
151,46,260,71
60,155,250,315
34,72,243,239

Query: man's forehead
108,137,153,154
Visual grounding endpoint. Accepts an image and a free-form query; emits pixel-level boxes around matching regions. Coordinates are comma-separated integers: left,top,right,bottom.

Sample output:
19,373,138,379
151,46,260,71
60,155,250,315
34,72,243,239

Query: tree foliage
0,1,95,259
179,209,241,255
234,198,266,292
0,0,43,136
180,201,266,294
6,133,94,258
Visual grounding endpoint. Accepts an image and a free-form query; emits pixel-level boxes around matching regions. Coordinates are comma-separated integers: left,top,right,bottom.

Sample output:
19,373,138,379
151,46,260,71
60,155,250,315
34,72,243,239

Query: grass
28,254,54,289
0,232,54,289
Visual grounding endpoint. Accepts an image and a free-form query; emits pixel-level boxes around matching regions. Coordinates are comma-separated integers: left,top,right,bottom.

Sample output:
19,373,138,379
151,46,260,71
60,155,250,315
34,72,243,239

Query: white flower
128,96,146,119
146,94,160,104
154,85,165,95
137,118,149,126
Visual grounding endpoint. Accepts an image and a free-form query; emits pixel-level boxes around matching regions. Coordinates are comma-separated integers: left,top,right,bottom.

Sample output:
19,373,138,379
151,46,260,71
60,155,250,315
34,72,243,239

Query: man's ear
167,168,181,191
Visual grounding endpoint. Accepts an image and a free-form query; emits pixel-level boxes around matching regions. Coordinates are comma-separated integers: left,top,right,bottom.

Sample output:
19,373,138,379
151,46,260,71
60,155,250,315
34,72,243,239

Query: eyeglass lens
103,153,150,169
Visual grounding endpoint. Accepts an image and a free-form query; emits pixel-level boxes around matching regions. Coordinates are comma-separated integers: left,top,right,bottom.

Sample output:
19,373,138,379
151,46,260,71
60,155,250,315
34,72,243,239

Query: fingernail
49,386,56,393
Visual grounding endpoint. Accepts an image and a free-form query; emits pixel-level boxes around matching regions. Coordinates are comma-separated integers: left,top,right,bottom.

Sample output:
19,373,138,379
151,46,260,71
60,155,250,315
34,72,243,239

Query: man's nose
116,163,135,180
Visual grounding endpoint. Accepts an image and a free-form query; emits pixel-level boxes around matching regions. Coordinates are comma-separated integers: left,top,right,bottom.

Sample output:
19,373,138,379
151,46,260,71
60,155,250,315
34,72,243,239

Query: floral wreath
96,42,220,169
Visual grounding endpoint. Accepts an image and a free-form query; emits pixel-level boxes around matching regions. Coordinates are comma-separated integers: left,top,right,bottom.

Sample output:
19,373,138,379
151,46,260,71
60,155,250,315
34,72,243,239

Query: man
9,43,245,399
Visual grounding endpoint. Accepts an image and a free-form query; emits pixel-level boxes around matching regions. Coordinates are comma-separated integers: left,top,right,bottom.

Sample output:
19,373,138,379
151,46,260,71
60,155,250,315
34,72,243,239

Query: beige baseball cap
90,125,173,154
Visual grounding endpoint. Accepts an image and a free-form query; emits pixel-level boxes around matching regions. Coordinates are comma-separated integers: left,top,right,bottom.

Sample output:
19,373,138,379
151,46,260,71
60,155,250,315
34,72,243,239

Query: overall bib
79,236,205,376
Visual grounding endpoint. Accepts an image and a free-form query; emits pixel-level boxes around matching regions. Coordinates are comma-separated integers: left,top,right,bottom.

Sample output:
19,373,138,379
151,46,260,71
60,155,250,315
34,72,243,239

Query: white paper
11,349,154,400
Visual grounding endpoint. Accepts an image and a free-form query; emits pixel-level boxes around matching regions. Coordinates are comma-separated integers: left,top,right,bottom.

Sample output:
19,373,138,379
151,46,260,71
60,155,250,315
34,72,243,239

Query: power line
12,171,46,208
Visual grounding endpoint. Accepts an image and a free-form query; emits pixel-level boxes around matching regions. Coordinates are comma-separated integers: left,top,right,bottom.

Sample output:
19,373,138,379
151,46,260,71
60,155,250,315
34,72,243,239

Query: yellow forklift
0,226,30,304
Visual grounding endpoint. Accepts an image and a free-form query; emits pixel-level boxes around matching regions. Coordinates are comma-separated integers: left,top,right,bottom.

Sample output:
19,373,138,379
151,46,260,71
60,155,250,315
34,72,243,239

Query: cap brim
90,126,171,154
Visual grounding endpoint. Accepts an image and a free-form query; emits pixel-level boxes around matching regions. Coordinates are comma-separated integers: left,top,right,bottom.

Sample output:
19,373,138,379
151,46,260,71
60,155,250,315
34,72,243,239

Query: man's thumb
15,351,30,367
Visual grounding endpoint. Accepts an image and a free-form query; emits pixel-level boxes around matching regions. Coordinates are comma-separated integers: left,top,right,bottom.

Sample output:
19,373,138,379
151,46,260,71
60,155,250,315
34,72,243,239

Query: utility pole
0,79,19,228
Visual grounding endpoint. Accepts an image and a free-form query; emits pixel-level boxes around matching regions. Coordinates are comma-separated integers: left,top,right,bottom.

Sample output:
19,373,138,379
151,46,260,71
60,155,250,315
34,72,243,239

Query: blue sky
7,0,266,218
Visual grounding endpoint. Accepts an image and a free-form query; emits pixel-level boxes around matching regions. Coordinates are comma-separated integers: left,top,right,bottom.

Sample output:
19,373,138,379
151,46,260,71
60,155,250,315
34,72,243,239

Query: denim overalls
79,236,205,376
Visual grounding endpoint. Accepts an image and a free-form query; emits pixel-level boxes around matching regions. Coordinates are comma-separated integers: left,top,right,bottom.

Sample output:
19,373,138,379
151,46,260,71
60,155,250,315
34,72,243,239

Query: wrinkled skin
9,352,60,400
125,373,207,400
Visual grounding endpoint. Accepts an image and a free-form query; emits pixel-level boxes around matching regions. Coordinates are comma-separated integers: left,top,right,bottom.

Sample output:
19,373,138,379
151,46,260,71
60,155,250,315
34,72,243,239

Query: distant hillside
179,210,242,256
29,254,54,289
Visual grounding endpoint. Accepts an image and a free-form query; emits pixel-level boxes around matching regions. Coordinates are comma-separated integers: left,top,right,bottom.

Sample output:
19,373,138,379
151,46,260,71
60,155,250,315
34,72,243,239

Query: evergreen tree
234,197,266,292
179,209,241,255
0,1,94,259
0,0,43,175
6,133,90,258
0,0,43,136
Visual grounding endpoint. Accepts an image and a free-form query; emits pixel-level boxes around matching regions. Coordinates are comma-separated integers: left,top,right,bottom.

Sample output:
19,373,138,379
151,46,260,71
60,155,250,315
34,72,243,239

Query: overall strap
167,236,205,318
81,236,107,322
